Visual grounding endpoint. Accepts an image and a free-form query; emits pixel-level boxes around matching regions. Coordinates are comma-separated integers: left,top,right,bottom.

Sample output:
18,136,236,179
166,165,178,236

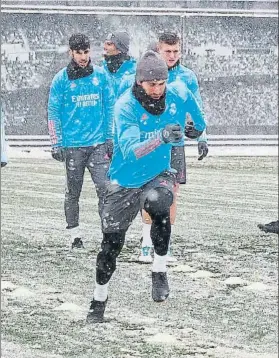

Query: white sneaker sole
138,255,153,263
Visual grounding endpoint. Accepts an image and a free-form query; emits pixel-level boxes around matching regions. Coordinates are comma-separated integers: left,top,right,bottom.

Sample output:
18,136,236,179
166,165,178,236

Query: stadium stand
1,10,278,135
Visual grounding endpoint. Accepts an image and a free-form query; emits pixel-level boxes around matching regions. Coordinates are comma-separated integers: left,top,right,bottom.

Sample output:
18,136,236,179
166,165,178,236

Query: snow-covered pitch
1,156,278,358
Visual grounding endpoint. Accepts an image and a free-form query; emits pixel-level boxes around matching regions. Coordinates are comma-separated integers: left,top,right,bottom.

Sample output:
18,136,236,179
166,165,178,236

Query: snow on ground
1,156,278,358
7,145,279,160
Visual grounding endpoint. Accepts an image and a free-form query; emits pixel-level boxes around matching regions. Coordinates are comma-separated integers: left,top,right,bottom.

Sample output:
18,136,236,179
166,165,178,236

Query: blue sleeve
197,130,208,142
186,72,208,142
115,102,164,161
186,71,203,108
184,89,206,132
1,109,8,164
48,74,64,147
102,72,116,140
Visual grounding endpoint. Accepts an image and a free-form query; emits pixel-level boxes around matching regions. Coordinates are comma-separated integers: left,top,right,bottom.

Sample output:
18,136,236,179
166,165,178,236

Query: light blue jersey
109,82,206,188
118,63,207,142
102,58,136,96
48,65,115,148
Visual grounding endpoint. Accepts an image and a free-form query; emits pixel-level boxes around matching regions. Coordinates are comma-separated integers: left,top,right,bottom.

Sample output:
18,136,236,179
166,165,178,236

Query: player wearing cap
102,31,136,95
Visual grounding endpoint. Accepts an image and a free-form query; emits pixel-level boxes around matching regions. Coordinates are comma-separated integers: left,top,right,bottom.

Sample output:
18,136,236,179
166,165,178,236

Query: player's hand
185,121,203,139
198,141,208,161
161,124,183,144
105,139,114,159
51,147,64,162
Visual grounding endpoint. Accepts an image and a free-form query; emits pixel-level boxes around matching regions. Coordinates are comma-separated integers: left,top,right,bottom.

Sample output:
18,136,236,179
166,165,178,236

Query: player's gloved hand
51,147,64,162
161,124,183,144
1,161,7,168
105,139,114,159
198,141,208,161
185,121,203,139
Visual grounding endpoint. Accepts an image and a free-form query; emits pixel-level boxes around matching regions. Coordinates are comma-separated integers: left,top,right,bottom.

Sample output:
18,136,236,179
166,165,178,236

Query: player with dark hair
48,34,115,249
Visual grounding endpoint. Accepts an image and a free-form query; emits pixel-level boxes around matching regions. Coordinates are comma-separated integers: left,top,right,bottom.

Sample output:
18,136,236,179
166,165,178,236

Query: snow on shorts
171,146,186,184
101,171,176,233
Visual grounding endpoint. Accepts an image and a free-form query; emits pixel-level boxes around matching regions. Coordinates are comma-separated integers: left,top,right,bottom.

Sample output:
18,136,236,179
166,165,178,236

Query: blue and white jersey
118,63,208,142
109,82,206,188
48,65,115,148
102,58,136,96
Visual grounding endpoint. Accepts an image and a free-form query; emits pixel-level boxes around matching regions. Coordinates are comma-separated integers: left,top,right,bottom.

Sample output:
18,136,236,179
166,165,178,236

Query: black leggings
96,187,173,285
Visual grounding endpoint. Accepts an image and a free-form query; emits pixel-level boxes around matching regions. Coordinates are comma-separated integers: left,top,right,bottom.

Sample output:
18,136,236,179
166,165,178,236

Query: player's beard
132,82,166,116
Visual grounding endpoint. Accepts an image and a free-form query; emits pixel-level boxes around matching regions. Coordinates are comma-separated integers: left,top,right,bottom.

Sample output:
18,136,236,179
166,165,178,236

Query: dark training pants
96,172,175,285
64,144,110,229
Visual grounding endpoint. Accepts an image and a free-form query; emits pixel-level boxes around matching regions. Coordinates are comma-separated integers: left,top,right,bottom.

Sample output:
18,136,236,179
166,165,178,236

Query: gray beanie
147,40,158,52
106,31,130,54
136,50,168,82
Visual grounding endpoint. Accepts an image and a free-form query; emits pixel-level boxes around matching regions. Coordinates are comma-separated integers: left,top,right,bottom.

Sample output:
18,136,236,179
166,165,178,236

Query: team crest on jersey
70,82,77,89
141,113,148,121
92,77,99,86
169,103,177,115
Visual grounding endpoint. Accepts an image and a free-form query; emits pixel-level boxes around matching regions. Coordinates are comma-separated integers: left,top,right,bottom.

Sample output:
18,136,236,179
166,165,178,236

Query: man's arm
115,103,182,161
183,89,206,134
116,104,162,161
48,74,64,147
102,72,116,141
183,71,208,143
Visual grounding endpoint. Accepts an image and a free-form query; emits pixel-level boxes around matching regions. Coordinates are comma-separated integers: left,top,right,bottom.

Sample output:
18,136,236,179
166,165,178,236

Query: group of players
47,30,279,323
1,29,276,324
47,30,208,322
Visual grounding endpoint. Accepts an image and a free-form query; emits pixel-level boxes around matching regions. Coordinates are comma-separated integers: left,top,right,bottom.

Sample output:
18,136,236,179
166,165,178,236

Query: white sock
68,226,82,241
142,223,152,248
94,282,109,302
152,253,167,272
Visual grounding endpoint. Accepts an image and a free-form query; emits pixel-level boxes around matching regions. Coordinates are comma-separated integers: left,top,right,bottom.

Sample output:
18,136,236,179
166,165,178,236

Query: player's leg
138,209,153,263
141,172,175,302
87,184,141,323
86,143,110,218
139,185,179,263
86,144,110,217
64,147,87,249
166,183,180,262
167,145,186,261
138,145,185,263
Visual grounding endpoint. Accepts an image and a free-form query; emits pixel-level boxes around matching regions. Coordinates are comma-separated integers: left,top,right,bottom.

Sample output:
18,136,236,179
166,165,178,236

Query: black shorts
171,146,186,184
101,171,176,233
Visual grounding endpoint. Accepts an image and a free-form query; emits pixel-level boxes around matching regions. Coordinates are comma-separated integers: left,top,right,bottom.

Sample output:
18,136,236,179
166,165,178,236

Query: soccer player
102,31,136,95
86,50,206,323
119,33,208,262
48,34,115,249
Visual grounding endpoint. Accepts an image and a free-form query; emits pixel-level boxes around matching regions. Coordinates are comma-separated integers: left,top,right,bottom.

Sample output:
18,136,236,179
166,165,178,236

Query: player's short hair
69,33,90,51
159,32,180,45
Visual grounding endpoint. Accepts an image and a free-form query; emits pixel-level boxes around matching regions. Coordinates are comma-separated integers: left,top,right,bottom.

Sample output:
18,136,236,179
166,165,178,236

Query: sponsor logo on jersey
72,93,100,107
169,103,177,115
92,77,99,86
141,113,148,121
